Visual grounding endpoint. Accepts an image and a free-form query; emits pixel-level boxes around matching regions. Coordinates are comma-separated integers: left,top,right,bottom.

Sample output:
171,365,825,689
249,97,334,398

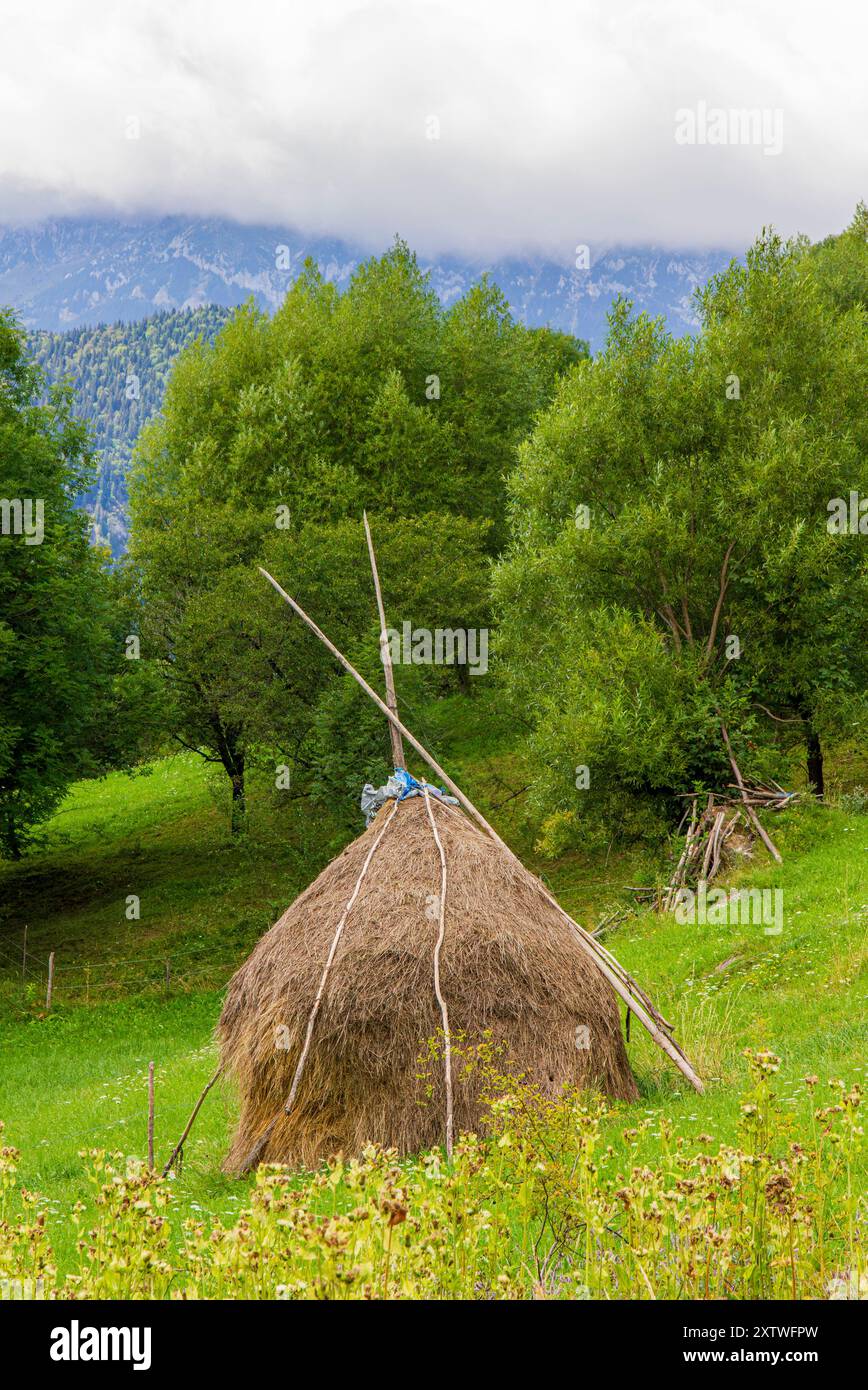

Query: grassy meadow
0,698,865,1294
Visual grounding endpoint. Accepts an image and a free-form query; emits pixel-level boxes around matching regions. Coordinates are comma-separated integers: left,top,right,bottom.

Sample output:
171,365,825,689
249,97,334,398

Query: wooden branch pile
661,780,796,913
727,778,798,813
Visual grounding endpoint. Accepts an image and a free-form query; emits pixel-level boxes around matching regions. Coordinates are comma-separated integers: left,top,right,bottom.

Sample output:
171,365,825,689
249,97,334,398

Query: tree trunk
805,723,824,799
210,718,247,835
230,760,246,835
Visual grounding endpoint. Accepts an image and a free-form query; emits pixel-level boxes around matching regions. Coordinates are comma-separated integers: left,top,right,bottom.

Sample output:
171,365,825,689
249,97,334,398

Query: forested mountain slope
29,307,228,553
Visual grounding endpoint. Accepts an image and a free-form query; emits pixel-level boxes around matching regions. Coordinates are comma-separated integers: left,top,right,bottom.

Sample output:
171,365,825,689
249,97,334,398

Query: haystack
219,793,637,1172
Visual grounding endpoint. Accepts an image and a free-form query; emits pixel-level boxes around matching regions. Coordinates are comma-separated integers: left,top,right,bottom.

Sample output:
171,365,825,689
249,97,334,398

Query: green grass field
0,726,865,1278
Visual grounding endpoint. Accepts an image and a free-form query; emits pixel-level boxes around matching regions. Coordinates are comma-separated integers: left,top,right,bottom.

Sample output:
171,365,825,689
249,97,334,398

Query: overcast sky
0,0,864,257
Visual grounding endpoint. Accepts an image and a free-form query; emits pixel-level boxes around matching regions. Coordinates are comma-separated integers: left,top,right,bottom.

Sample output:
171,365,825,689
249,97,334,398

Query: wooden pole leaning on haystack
258,566,704,1095
363,511,405,770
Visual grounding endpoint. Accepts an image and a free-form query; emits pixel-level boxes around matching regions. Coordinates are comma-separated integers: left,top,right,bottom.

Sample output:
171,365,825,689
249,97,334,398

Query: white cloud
0,0,863,256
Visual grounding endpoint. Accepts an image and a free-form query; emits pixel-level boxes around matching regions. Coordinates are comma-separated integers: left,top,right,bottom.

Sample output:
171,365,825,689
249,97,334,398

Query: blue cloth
360,768,458,824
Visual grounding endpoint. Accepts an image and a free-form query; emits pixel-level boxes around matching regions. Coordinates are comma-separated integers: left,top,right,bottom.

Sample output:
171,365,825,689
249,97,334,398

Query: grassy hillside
0,714,865,1286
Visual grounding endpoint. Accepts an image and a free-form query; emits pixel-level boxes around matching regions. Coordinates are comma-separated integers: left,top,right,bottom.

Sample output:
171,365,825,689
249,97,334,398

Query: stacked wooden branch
727,778,797,812
661,779,796,913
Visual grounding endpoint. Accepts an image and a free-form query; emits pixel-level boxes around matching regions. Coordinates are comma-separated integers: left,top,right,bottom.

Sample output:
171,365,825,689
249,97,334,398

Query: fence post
46,951,55,1011
148,1061,155,1170
22,926,27,987
164,959,170,995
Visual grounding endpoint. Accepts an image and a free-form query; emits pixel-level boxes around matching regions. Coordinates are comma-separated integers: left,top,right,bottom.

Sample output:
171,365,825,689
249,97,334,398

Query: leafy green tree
806,201,868,314
134,243,584,543
129,484,491,831
495,214,868,847
698,217,868,795
0,313,120,856
129,241,577,827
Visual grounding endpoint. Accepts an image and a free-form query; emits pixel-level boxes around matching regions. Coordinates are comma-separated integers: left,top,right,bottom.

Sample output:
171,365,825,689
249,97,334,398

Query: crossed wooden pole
258,562,703,1095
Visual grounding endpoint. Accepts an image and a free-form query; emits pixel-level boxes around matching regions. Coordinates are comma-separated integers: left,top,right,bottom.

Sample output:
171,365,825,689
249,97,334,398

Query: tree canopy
494,210,868,849
0,312,122,856
129,242,582,827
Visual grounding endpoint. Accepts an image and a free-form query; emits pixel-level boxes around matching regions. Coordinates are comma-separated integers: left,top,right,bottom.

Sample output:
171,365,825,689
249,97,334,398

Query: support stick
162,1065,224,1178
721,721,782,863
258,567,704,1094
46,951,54,1011
363,511,405,770
148,1061,155,1170
663,796,697,912
423,789,453,1160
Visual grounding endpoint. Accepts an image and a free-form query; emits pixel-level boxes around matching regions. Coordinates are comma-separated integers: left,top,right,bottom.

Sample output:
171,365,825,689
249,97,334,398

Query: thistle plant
0,1055,861,1300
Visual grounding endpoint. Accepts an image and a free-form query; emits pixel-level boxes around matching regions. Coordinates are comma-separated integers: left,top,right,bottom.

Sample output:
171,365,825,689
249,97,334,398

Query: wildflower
764,1172,795,1215
381,1200,408,1228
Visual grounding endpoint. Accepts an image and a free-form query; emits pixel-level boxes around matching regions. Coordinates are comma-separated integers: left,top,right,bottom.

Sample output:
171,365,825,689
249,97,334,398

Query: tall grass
1,1050,861,1300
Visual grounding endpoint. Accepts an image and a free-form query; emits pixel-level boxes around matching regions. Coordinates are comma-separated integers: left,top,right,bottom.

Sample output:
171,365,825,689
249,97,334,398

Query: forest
29,306,228,554
3,214,866,859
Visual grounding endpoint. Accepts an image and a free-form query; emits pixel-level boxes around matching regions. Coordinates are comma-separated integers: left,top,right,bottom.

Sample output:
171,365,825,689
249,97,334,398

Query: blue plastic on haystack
361,767,459,825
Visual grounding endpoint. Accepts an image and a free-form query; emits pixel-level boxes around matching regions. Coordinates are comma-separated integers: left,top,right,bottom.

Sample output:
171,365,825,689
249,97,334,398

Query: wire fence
0,931,240,1173
0,932,244,1005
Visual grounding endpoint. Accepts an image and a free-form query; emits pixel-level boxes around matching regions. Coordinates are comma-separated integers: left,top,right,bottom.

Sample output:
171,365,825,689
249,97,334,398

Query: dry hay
219,795,638,1171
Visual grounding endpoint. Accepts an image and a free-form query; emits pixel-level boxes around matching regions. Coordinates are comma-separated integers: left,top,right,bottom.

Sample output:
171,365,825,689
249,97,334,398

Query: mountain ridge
0,215,737,350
